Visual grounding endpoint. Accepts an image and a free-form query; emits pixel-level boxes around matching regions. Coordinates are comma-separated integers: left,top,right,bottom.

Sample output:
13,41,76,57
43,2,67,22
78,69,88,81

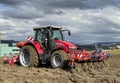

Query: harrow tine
84,61,88,69
90,61,95,69
90,62,94,69
81,61,89,70
103,59,109,67
92,61,99,69
81,62,85,69
95,61,100,68
87,61,93,69
87,61,94,70
98,61,103,68
98,60,106,68
96,61,100,68
86,62,89,69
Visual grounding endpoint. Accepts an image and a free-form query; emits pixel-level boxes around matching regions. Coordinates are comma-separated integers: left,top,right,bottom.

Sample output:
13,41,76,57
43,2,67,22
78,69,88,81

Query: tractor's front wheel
19,45,39,67
50,50,69,68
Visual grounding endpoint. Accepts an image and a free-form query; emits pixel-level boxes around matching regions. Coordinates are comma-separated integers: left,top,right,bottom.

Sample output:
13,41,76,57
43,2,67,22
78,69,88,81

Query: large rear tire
50,50,69,69
19,45,39,67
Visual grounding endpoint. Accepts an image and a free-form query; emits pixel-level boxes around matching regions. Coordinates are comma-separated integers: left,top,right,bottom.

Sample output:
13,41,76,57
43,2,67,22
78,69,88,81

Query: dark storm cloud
30,0,119,9
0,0,25,5
2,7,44,19
0,0,64,19
1,0,119,8
0,0,120,19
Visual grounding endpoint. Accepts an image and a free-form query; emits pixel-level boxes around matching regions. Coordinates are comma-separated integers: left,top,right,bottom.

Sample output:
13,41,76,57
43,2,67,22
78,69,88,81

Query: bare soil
0,51,120,83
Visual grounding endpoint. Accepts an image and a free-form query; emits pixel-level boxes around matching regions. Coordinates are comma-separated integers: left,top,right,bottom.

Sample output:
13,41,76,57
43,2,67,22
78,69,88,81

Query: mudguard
16,41,44,54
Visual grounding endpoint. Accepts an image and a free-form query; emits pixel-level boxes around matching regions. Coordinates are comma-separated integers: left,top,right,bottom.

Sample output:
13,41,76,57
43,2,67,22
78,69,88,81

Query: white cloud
102,6,120,25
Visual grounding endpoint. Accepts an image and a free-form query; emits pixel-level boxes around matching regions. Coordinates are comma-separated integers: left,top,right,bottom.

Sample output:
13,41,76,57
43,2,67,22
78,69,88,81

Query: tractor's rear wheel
50,50,69,68
19,45,39,67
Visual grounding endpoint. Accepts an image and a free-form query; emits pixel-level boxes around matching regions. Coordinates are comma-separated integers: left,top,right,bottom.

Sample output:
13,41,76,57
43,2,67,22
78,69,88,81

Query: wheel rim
53,54,62,67
19,48,31,66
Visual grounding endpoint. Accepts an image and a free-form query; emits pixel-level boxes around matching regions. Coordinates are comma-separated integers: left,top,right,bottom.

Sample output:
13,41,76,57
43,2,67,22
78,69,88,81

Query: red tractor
16,26,111,69
16,26,77,68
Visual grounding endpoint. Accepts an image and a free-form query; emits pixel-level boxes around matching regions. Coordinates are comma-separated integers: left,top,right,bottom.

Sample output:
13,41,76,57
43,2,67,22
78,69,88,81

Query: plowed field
0,50,120,83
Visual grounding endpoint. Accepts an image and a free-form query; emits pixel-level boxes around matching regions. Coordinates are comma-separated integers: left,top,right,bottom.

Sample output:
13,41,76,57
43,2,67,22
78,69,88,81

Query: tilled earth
0,51,120,83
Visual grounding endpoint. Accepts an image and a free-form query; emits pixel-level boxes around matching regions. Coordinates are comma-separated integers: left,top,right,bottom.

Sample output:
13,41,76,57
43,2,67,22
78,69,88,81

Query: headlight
69,46,77,50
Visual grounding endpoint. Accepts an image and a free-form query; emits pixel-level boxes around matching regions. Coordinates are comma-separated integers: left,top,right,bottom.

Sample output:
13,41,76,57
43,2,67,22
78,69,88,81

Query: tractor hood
55,40,77,52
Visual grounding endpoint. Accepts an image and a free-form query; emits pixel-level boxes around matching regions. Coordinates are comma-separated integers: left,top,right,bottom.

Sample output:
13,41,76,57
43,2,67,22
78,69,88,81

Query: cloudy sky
0,0,120,44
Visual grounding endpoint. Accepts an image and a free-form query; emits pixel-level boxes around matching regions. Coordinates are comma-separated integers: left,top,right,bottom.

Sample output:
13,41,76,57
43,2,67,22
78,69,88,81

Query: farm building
0,43,19,56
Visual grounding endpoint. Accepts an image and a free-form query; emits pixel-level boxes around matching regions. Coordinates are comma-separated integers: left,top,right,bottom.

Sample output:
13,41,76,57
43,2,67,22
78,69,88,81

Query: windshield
52,29,63,41
35,30,43,43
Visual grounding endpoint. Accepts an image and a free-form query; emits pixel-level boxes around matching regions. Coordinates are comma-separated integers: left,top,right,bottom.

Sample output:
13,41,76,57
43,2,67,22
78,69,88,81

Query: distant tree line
74,42,120,51
1,40,19,46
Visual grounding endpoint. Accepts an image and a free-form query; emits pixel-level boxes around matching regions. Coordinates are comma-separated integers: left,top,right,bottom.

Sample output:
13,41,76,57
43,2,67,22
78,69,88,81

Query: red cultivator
3,55,19,65
72,48,111,68
3,48,111,69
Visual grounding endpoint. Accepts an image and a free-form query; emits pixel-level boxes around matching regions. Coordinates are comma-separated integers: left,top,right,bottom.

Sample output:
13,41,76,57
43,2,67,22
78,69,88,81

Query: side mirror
62,29,71,36
68,30,71,36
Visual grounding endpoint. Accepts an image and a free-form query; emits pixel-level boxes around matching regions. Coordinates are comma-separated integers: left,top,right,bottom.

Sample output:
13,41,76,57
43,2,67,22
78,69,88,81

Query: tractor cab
34,26,70,54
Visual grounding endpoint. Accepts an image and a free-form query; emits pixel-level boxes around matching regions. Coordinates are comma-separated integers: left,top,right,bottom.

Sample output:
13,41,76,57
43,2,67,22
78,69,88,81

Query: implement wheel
50,50,69,68
19,45,39,67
